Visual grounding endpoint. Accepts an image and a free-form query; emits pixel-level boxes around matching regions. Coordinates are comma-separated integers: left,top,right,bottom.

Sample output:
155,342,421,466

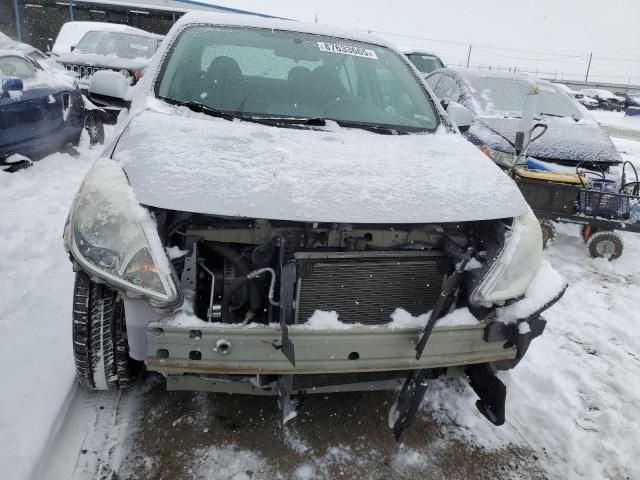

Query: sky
205,0,640,85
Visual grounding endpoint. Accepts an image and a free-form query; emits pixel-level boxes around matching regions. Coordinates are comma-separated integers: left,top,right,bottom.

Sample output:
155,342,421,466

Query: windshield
466,76,583,119
405,54,444,74
75,31,156,59
156,26,439,132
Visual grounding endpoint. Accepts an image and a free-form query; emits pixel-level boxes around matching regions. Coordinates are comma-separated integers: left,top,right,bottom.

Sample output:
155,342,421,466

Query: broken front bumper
145,319,518,377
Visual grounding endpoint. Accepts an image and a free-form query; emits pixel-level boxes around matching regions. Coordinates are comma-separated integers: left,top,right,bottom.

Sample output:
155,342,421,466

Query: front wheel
72,271,141,390
587,231,623,260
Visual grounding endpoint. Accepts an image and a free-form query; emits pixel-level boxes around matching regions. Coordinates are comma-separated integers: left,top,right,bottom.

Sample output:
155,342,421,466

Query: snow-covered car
1,50,84,170
581,88,625,111
554,82,598,109
0,32,69,75
399,46,445,75
63,13,566,437
426,68,622,169
53,23,163,92
426,68,631,258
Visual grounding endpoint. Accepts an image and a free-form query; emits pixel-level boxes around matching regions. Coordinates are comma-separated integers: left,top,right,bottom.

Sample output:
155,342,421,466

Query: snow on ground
591,110,640,132
612,136,640,170
0,133,99,480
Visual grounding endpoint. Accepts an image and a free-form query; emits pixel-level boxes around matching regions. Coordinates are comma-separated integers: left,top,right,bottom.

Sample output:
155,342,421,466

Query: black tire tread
587,231,624,260
72,271,139,390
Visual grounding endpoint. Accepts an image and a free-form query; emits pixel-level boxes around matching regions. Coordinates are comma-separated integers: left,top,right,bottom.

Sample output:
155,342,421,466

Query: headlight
478,145,514,169
119,69,131,78
64,157,181,307
470,209,543,307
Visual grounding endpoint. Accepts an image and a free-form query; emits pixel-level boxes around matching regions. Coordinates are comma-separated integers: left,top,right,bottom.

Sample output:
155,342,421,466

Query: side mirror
446,101,473,133
89,70,130,102
2,78,24,97
69,45,76,52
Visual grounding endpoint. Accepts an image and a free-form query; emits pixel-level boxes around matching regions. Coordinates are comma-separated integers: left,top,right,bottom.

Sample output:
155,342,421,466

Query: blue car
1,50,84,171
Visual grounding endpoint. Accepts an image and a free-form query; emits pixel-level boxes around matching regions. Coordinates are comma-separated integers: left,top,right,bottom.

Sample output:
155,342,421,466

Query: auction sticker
318,42,378,59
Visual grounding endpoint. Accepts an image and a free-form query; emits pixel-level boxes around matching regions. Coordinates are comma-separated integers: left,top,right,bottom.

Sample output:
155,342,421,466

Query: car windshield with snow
64,13,565,438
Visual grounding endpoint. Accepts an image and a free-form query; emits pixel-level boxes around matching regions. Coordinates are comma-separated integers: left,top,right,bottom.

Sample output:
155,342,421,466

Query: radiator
294,252,447,325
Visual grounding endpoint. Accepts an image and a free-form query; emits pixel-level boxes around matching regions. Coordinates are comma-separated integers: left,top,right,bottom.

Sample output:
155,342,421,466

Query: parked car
0,32,69,74
553,82,598,109
581,88,625,111
426,68,630,258
64,13,566,437
53,23,163,92
400,46,445,75
623,93,640,109
426,68,622,169
1,50,84,171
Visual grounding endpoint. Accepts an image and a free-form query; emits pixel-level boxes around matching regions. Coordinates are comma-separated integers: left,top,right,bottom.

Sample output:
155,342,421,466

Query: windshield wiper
163,98,413,134
270,117,407,134
178,100,237,121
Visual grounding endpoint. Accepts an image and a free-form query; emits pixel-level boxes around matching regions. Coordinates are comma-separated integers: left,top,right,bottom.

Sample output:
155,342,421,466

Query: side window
0,56,37,80
425,73,441,94
432,75,460,102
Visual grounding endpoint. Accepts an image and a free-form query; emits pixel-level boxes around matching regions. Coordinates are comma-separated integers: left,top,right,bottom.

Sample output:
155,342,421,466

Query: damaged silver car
63,12,566,438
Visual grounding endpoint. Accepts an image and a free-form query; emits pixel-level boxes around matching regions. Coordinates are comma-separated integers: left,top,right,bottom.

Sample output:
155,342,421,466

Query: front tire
587,231,623,260
72,271,140,390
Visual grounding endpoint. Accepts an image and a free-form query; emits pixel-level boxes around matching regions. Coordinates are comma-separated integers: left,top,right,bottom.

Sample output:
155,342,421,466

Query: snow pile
391,444,430,472
496,260,566,323
305,310,350,330
296,307,479,331
0,134,97,480
191,445,276,480
390,307,479,328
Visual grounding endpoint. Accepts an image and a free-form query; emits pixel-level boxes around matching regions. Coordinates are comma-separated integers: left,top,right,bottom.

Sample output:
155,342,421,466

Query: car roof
397,45,441,57
174,11,391,48
438,66,550,85
62,21,162,39
0,49,29,58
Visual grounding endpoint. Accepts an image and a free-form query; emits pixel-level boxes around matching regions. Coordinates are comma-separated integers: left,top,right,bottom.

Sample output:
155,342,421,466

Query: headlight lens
478,145,515,169
64,157,181,306
471,209,543,307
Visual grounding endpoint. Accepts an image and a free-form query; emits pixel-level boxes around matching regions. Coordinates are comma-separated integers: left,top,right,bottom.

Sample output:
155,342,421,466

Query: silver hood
111,107,528,224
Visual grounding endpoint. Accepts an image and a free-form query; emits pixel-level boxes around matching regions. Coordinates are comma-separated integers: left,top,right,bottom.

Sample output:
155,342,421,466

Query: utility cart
514,168,640,259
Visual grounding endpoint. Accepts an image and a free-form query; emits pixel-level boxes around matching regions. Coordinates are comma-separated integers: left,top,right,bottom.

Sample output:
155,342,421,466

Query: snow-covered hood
111,106,528,223
55,52,149,70
472,116,622,164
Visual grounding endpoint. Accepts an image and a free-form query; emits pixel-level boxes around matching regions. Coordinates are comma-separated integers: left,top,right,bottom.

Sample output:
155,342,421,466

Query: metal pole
171,12,176,23
585,52,593,82
466,44,472,68
13,0,22,41
69,2,74,21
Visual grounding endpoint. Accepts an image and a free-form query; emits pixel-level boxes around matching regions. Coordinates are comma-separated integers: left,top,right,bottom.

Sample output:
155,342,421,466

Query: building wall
0,0,18,38
3,0,276,51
